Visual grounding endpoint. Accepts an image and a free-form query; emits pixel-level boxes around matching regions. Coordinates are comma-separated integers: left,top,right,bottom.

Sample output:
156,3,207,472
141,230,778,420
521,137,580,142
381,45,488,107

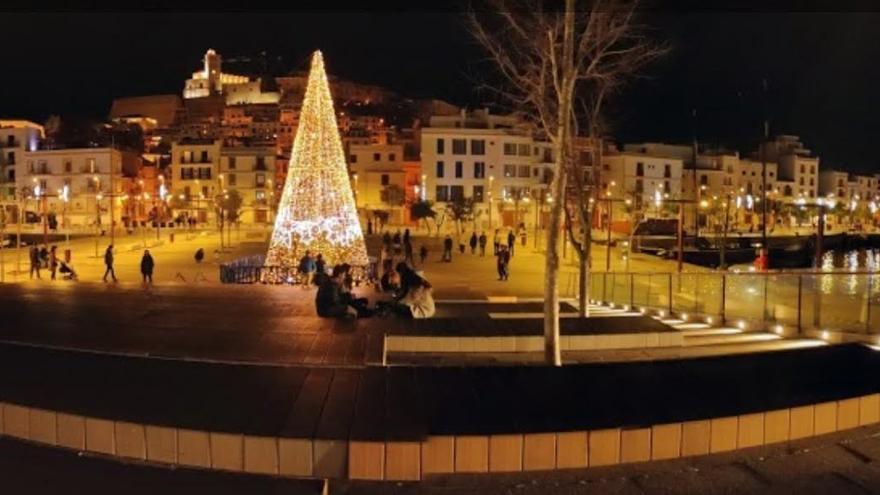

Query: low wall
2,393,877,481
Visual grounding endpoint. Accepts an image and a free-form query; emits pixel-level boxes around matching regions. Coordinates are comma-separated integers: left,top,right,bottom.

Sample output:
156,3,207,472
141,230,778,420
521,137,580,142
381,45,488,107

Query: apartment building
420,110,554,229
168,139,221,223
18,147,133,228
218,145,277,224
0,120,43,201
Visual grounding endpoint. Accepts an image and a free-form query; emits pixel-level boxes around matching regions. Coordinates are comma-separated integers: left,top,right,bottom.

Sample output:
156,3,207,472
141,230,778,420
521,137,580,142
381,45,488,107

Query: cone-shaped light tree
266,51,368,268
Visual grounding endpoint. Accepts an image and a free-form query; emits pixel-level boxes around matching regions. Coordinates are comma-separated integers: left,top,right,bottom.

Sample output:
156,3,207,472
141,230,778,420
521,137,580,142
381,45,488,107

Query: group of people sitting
315,260,435,319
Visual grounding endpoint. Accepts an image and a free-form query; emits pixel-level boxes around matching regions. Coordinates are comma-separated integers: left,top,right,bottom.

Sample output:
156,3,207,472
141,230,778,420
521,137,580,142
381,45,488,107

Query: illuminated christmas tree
266,50,368,269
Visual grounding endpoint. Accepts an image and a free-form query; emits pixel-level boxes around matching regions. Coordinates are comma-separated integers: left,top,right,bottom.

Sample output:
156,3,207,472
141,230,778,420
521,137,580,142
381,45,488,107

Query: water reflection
820,249,879,296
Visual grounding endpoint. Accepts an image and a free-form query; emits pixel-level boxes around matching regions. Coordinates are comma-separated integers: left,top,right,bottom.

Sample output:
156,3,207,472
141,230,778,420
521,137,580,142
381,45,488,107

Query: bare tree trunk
544,0,576,367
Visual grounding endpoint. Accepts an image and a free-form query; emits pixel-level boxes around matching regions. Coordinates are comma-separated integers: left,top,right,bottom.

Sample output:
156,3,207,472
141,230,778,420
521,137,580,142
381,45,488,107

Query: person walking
298,250,316,287
140,249,155,285
49,245,58,280
507,229,516,257
103,244,117,282
442,235,453,262
493,229,501,255
383,230,391,246
478,232,487,256
496,244,510,281
419,245,428,265
315,254,326,279
29,245,41,280
392,230,402,255
403,228,411,246
404,240,414,265
458,236,465,254
39,245,49,268
469,232,478,255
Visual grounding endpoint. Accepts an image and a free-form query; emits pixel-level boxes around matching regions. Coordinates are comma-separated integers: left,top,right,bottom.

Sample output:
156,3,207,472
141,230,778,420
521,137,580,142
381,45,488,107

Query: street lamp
60,184,70,247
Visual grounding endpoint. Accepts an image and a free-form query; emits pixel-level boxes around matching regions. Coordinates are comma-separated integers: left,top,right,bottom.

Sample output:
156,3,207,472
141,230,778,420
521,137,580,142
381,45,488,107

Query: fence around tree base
219,254,372,285
585,271,880,335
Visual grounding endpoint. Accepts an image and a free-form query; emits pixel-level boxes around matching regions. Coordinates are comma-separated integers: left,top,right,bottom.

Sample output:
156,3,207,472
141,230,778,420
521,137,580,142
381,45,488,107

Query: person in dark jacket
469,232,478,254
316,265,355,318
49,246,58,280
103,245,117,282
29,245,41,279
442,235,453,262
507,229,516,256
419,245,428,265
140,249,155,285
478,232,487,257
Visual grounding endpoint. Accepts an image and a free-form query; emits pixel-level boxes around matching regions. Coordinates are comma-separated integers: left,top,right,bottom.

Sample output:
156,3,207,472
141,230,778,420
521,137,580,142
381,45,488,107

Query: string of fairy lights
265,51,369,269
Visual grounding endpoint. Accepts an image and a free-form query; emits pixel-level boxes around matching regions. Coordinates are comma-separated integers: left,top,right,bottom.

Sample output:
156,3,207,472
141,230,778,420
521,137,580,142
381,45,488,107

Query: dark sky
3,11,879,173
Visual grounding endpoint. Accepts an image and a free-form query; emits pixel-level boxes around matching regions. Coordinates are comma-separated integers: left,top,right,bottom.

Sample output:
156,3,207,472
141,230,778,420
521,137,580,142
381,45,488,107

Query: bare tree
469,0,666,364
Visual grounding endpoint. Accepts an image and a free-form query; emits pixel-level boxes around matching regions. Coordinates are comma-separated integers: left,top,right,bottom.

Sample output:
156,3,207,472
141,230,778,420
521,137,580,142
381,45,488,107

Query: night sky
3,10,879,173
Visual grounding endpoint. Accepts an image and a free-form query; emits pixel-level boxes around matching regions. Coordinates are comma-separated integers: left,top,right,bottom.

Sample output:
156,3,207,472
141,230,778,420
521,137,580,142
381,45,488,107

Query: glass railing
586,270,880,334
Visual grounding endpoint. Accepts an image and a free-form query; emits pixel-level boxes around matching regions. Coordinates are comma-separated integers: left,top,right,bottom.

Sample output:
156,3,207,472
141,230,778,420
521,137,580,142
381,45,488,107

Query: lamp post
60,184,70,247
487,175,494,229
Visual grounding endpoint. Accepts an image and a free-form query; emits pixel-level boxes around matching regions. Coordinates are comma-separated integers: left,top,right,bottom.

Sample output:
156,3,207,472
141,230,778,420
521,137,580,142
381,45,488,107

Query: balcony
0,140,20,149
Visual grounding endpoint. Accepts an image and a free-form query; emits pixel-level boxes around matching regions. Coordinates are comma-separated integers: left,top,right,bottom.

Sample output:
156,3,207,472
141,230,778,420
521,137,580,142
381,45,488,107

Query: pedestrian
478,232,487,256
458,236,466,254
298,250,316,287
393,230,402,255
520,225,527,246
419,245,428,265
140,249,155,285
315,254,326,279
469,232,477,254
442,235,453,262
403,228,410,246
383,231,391,246
404,240,414,265
496,244,510,281
103,244,117,282
367,220,373,236
507,229,516,256
29,245,40,280
493,229,501,255
49,245,58,280
39,245,49,268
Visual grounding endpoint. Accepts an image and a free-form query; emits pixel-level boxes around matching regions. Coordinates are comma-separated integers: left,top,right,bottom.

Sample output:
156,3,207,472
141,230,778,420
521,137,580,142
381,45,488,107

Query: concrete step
684,331,783,347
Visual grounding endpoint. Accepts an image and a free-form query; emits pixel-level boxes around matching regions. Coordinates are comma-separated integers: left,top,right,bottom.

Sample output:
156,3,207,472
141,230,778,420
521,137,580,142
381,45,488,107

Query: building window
436,161,444,178
455,161,463,178
664,180,670,192
450,185,464,201
474,161,485,179
664,164,671,178
700,174,708,185
227,173,236,186
436,185,449,202
389,153,396,162
64,159,72,173
518,165,530,178
452,139,466,155
228,157,236,169
800,164,805,174
255,190,267,204
503,143,517,156
784,185,792,196
182,151,192,164
198,167,212,180
256,173,266,187
470,139,485,155
350,154,357,163
809,178,814,186
436,138,445,154
256,157,266,171
201,151,209,163
381,174,390,186
6,152,14,165
518,144,530,156
473,185,484,202
636,162,644,176
503,165,516,178
811,165,815,174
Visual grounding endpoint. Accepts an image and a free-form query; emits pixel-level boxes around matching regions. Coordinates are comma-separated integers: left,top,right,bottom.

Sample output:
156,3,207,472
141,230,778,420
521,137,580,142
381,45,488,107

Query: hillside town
2,48,878,242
